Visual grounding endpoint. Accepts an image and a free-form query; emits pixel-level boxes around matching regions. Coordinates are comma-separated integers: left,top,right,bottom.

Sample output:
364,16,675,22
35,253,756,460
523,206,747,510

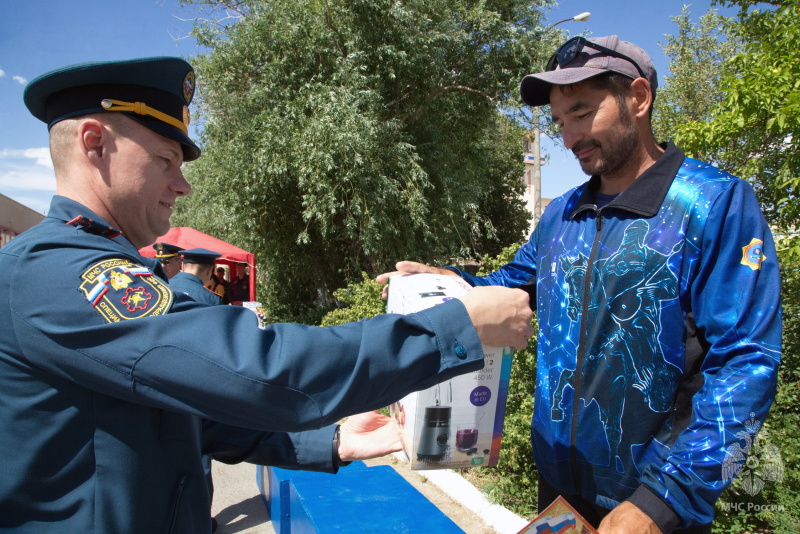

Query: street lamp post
525,12,590,234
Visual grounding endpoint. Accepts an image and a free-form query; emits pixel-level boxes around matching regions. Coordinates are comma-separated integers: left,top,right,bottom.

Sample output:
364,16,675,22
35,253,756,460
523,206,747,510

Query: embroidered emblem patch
182,70,195,104
741,238,766,271
80,258,173,322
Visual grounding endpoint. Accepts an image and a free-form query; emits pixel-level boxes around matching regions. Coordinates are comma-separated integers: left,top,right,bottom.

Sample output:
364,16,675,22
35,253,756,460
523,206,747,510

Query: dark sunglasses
545,36,646,80
159,257,179,265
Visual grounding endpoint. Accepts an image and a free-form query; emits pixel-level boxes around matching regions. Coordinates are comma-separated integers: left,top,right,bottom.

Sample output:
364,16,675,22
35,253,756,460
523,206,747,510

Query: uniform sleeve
8,247,485,433
202,421,338,473
634,179,782,529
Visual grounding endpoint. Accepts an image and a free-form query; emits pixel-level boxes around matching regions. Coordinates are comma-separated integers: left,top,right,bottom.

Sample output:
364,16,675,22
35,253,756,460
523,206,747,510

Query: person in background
378,36,781,534
1,56,534,533
211,266,228,302
227,261,250,304
152,241,183,278
171,248,222,307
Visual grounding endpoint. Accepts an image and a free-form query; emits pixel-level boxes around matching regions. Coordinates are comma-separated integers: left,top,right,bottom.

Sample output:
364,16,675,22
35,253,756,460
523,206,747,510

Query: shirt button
454,344,467,359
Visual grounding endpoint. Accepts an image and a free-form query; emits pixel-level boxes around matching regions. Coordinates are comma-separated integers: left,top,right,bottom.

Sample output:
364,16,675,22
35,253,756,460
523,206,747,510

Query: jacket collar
570,142,685,219
47,195,165,277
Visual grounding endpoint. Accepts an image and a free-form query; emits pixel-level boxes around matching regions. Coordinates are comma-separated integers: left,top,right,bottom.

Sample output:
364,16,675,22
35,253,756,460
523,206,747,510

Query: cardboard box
386,273,513,470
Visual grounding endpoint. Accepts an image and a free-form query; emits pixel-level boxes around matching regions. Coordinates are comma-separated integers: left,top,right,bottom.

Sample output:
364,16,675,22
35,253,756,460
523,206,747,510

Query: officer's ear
79,118,107,161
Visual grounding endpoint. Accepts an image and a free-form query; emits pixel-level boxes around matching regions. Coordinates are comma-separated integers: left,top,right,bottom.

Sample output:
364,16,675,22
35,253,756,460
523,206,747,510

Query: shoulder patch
741,238,766,271
80,258,173,322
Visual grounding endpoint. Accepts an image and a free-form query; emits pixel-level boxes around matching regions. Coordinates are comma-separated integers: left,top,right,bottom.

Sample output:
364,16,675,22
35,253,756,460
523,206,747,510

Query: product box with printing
386,273,513,470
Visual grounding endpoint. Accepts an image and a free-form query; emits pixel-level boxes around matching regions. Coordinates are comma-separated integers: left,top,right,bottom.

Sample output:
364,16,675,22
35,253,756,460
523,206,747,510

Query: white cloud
0,147,56,214
13,75,27,85
0,68,5,77
22,147,54,169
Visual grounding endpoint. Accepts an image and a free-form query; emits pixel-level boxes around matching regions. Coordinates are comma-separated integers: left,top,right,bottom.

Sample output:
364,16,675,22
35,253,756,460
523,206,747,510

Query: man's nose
561,126,581,151
173,170,192,197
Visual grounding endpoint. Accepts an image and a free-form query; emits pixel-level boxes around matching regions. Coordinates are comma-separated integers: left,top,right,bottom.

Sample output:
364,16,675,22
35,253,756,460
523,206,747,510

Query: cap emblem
182,71,195,104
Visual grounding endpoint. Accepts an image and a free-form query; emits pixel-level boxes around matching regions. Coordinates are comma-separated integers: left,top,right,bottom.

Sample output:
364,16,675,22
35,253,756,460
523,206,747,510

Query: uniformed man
227,261,250,304
152,241,184,278
171,248,222,306
0,56,533,533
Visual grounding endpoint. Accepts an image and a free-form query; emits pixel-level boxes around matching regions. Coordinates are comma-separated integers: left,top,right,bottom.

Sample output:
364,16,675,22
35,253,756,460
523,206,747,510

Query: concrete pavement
211,461,274,534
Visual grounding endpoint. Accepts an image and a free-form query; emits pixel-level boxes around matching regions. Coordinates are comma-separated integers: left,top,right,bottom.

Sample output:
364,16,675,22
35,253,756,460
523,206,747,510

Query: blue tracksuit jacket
454,143,782,531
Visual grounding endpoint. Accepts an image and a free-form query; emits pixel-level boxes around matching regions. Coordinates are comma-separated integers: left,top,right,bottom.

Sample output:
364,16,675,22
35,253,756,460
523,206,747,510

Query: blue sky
0,0,735,214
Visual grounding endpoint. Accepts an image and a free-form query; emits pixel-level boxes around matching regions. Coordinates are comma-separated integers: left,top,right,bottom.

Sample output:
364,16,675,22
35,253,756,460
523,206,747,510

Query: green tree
676,0,800,259
173,0,559,321
652,6,741,143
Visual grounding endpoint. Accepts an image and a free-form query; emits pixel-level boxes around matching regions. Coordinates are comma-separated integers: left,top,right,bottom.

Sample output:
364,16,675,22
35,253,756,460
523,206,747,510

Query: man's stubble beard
575,103,639,178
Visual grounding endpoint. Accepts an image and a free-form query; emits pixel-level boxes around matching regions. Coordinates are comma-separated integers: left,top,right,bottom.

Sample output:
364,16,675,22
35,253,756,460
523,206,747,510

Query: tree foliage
675,0,800,259
652,6,742,143
173,0,559,321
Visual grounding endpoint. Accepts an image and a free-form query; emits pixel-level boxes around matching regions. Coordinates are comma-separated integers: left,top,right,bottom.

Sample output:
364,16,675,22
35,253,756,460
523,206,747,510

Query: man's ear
630,77,654,119
79,119,106,161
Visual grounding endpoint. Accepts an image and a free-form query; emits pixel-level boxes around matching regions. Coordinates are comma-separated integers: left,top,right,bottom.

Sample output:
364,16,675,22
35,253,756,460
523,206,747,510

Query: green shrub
320,272,385,327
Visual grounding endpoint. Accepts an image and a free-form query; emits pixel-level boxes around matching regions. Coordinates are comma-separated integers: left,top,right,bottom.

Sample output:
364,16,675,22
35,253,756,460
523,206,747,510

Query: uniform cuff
628,484,681,534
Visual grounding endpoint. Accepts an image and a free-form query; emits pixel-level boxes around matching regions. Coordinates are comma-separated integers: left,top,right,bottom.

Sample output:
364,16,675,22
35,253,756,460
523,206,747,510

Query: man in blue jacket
0,56,534,533
379,36,782,533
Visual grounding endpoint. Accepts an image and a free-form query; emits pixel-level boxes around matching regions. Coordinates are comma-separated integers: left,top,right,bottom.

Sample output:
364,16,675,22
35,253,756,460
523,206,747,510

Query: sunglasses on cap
545,36,646,80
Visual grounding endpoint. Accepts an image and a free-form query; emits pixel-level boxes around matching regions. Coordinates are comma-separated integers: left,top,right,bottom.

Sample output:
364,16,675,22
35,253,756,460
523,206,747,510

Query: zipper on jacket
167,474,188,534
570,208,603,495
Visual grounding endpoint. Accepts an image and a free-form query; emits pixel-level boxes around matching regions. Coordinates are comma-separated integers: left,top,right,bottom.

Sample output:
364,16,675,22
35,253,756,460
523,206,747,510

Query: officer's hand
337,411,403,462
597,501,662,534
375,261,458,299
458,286,534,350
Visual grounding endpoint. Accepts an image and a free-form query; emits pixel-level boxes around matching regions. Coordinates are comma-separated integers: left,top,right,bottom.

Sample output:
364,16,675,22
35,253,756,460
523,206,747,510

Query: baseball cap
520,35,657,107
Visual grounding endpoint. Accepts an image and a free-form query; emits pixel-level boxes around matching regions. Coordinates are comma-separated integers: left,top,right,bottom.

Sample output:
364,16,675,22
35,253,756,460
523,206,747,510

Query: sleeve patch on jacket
741,238,766,270
79,258,173,322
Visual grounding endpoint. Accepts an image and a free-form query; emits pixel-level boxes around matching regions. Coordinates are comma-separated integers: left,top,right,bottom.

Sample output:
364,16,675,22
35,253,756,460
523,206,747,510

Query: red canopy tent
139,226,257,302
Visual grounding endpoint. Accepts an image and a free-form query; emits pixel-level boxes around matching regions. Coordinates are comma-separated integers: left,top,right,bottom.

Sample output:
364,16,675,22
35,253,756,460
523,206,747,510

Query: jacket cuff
628,484,681,534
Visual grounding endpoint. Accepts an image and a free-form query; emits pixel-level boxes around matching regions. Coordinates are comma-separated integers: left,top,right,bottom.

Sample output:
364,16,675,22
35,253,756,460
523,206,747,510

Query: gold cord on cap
100,98,188,134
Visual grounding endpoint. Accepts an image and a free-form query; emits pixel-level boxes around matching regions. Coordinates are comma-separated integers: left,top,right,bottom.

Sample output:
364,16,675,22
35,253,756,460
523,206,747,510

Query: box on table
386,273,513,470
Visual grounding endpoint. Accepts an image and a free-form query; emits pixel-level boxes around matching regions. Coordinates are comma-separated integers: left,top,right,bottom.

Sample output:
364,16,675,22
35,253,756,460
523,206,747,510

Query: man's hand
337,411,403,462
597,502,662,534
459,286,533,350
375,261,458,299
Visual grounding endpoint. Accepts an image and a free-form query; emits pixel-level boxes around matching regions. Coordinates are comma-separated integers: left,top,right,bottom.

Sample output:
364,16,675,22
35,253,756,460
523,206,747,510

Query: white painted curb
392,452,530,534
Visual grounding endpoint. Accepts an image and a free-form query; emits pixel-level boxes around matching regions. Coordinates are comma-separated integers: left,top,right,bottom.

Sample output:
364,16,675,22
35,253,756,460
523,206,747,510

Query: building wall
0,194,45,248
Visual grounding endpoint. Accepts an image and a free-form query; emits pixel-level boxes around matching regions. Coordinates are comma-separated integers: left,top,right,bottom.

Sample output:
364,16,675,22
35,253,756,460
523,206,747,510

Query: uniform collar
570,142,685,219
172,271,203,285
47,195,165,277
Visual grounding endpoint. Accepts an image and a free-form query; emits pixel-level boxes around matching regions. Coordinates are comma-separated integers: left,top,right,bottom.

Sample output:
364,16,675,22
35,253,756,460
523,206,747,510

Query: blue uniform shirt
170,271,222,307
0,195,485,533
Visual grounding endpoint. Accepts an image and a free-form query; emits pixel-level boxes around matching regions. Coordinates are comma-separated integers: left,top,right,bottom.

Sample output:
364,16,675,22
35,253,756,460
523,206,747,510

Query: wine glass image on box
456,426,478,452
